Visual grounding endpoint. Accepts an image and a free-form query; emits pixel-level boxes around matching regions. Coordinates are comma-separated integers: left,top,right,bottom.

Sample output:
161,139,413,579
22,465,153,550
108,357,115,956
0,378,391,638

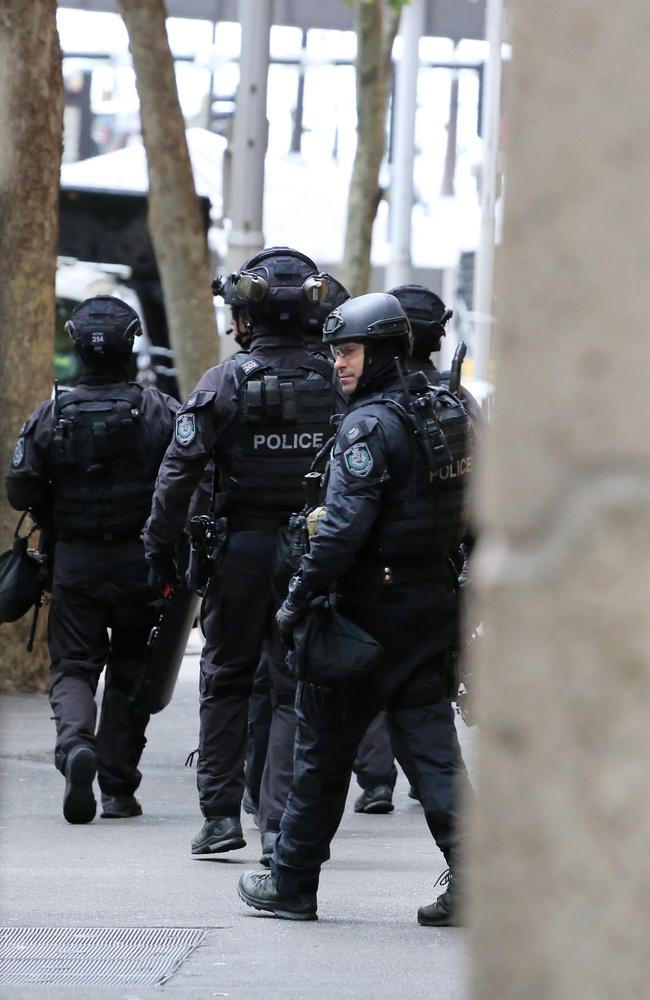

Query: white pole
225,0,272,273
472,0,503,381
384,0,425,290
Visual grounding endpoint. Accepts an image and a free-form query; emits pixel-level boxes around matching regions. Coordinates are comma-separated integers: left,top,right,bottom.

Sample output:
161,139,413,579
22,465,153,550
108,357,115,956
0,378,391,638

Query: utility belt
56,530,143,546
186,511,293,595
227,514,287,533
343,558,455,591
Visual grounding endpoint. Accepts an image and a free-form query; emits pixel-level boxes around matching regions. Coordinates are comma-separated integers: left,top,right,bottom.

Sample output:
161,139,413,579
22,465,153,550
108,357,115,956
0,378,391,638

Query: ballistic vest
221,353,336,521
51,383,153,541
369,383,474,563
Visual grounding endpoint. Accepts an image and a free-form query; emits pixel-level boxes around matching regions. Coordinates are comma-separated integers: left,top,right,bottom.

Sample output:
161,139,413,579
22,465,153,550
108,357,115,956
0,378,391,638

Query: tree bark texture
469,1,650,997
0,0,63,690
341,1,400,296
118,0,219,399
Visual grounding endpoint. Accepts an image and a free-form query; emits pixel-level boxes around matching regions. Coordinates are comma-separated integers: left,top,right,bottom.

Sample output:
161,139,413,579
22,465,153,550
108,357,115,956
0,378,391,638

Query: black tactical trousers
272,684,470,897
244,651,273,811
48,540,155,797
259,701,397,835
197,530,281,818
257,648,297,836
353,711,397,791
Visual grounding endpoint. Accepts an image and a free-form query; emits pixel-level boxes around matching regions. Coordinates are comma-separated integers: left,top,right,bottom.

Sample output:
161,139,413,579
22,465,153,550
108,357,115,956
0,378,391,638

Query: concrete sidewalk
0,633,473,1000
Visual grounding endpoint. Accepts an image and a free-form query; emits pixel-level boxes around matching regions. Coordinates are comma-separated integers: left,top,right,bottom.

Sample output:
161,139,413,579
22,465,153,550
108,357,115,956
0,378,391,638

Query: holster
186,514,229,595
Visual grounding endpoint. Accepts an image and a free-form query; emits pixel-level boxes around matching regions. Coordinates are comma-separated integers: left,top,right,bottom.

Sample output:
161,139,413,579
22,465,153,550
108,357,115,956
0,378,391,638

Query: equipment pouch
272,514,307,605
291,596,383,688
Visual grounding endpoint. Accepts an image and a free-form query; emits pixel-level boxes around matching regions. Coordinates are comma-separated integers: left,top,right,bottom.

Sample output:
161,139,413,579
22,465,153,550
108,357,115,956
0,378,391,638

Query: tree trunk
470,1,650,996
0,0,63,691
341,1,400,296
118,0,218,399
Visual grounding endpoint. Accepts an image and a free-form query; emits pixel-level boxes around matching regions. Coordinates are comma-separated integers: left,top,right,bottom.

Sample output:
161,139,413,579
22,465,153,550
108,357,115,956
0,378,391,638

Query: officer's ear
303,273,331,305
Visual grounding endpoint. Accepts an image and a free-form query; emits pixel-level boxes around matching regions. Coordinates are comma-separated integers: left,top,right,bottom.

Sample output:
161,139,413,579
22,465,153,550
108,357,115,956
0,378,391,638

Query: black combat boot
417,864,463,927
191,817,246,855
238,871,317,921
354,785,394,814
100,795,142,819
259,831,277,868
63,745,97,825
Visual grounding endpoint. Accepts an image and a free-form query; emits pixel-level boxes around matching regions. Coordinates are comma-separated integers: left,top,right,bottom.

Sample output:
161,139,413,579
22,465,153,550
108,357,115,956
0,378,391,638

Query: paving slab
0,633,474,999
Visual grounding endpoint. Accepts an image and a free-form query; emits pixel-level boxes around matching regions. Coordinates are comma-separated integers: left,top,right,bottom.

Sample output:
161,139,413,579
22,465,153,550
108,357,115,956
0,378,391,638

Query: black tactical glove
276,574,312,648
146,551,178,595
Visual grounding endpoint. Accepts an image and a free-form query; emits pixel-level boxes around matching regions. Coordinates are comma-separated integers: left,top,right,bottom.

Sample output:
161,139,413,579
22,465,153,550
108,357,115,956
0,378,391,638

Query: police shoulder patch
343,441,373,478
175,412,196,446
11,437,25,468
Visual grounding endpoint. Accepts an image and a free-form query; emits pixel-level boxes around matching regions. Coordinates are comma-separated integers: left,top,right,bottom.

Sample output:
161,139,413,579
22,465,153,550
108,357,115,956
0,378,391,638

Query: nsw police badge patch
175,412,196,446
11,436,25,468
343,442,373,478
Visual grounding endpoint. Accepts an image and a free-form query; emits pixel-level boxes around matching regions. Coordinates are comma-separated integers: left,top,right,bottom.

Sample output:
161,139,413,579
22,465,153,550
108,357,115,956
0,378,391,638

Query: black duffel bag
0,512,42,625
289,596,383,687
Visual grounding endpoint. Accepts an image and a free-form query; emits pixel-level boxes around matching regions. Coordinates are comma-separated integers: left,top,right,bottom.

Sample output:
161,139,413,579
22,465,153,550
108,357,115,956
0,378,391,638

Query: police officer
388,283,452,381
301,275,349,357
242,276,350,840
237,292,474,925
390,283,480,426
252,273,350,865
5,296,180,824
144,247,341,857
306,278,397,820
211,274,272,825
349,283,462,813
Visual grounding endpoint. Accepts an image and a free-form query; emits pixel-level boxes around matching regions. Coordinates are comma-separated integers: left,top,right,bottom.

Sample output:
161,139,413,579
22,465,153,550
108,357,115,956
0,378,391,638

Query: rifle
393,355,455,470
448,341,467,396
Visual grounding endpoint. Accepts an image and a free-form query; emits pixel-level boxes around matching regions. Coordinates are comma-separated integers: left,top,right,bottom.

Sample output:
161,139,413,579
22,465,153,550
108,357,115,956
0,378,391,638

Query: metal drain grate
0,926,205,986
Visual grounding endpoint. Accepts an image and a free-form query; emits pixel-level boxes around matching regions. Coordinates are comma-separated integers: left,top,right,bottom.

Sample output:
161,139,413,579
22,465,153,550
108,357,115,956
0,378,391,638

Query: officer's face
232,309,248,336
331,342,364,395
231,309,252,349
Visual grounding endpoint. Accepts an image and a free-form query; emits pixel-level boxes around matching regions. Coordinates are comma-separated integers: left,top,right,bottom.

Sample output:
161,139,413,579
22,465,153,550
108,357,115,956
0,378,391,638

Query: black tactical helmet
65,296,141,360
219,247,329,327
388,284,452,356
322,292,413,357
302,274,349,335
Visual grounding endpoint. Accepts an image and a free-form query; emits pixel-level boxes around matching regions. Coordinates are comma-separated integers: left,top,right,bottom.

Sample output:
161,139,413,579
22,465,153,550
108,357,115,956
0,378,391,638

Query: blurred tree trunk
0,0,63,690
118,0,218,398
341,1,401,296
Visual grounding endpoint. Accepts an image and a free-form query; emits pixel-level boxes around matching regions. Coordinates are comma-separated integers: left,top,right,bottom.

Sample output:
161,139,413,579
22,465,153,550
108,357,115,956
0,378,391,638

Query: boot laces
434,868,452,888
184,747,199,767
